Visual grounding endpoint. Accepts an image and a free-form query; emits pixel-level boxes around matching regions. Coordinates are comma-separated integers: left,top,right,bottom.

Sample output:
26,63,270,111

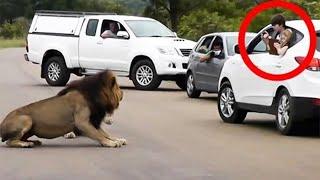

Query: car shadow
243,119,320,138
120,85,183,92
198,96,218,102
243,120,278,132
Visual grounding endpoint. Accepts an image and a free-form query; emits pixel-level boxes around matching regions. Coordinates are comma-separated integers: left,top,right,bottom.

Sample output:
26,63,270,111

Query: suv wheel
44,56,70,86
186,73,201,98
275,89,305,135
131,60,162,90
218,81,247,123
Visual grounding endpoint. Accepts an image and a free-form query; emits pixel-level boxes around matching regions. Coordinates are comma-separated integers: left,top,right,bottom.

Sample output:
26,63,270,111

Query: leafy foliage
1,0,320,40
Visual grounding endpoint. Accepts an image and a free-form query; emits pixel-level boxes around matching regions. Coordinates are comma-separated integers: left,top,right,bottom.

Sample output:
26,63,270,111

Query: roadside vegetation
0,0,319,47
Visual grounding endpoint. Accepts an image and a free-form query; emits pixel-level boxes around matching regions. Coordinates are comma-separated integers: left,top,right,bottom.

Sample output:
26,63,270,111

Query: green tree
144,0,208,32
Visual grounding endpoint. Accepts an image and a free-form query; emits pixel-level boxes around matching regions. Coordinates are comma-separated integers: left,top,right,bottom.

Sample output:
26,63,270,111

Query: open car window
247,26,304,54
196,36,215,54
100,20,128,35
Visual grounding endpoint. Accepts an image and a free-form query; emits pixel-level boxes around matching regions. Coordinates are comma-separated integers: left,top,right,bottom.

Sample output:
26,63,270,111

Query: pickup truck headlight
157,47,177,55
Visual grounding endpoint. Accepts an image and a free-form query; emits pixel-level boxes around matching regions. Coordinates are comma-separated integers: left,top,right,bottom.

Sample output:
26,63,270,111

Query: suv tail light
295,56,320,71
25,38,29,52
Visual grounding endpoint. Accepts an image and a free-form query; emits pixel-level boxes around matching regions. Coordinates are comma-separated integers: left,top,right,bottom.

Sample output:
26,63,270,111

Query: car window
100,20,128,36
86,19,99,36
226,36,254,56
125,20,175,37
196,36,214,54
248,26,304,54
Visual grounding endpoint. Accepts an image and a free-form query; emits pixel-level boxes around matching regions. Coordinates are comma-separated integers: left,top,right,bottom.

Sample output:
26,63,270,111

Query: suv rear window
317,31,320,51
86,19,99,36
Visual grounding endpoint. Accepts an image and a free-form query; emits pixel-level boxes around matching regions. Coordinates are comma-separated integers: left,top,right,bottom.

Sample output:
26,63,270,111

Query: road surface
0,48,319,180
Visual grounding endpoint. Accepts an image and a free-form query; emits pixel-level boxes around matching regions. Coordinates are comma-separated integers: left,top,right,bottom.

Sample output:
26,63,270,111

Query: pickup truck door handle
97,41,103,45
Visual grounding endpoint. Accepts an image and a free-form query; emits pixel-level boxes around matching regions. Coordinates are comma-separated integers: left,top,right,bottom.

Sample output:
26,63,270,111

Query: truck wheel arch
129,55,155,80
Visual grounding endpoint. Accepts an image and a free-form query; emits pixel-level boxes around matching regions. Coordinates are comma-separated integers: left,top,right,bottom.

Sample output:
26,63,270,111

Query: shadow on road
120,85,182,92
243,119,320,138
198,96,218,102
243,120,277,132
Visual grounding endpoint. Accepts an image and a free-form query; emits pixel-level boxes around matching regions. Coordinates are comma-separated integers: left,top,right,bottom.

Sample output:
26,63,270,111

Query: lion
0,70,126,148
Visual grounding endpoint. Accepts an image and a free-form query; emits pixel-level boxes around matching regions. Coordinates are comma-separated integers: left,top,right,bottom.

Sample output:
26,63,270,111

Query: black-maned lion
0,70,126,148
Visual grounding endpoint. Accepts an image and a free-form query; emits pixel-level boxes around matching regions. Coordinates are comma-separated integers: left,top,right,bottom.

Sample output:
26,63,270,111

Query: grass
0,38,25,49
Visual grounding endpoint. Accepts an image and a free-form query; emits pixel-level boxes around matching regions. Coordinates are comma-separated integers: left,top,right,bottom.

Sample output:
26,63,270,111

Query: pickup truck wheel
131,60,161,90
44,56,70,86
218,81,247,123
186,73,201,98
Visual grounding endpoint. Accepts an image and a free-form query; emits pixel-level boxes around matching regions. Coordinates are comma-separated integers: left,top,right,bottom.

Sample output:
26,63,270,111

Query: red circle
238,0,317,81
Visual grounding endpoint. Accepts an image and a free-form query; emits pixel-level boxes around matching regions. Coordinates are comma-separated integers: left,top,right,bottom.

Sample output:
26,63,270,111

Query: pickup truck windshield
126,20,175,38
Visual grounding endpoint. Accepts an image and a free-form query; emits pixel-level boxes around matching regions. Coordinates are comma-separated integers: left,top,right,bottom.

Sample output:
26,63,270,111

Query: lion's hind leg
4,115,35,148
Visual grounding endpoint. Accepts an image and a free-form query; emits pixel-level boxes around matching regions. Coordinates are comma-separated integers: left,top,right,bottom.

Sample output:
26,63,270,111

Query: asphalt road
0,48,320,180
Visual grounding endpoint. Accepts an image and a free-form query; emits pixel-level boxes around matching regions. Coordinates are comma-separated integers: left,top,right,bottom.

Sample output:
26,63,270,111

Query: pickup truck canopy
29,10,116,36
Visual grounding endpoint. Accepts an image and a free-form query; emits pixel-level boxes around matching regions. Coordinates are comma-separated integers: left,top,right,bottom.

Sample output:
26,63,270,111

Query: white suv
25,11,196,90
217,20,320,135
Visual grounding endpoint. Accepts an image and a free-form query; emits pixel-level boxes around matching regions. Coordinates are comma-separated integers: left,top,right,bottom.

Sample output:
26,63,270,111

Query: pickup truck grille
180,49,192,57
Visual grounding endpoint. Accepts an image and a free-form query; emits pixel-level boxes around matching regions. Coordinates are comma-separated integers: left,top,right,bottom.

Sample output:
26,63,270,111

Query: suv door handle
97,41,103,45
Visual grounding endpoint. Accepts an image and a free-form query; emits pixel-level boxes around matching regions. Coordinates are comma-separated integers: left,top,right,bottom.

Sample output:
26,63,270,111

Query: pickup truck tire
175,75,187,90
131,60,162,90
44,56,70,86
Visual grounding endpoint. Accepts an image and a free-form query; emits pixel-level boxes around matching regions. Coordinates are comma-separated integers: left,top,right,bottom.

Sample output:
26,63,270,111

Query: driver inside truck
101,21,119,39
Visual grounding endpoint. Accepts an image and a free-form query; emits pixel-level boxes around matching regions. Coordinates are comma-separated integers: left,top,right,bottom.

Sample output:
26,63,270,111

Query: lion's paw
116,138,127,145
101,140,122,148
64,132,77,139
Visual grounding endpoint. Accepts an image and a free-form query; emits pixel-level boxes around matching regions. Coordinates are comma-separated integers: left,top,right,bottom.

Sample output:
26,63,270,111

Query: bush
0,18,29,39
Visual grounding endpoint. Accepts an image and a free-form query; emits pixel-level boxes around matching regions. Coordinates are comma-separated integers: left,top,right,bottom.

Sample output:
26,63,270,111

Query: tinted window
316,31,320,52
86,19,99,36
196,36,214,54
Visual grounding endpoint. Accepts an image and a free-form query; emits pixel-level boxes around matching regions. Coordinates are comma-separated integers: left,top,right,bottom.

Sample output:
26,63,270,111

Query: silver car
186,32,256,98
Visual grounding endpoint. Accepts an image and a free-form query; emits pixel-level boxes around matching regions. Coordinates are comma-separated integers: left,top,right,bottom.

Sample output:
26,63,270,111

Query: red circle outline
238,0,317,81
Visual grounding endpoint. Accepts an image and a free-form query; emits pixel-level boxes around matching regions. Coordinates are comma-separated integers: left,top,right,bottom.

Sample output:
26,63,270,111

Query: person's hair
280,29,292,47
271,14,286,27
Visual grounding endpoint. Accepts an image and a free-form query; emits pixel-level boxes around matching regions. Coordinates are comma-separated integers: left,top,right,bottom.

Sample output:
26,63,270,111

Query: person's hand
274,42,280,49
199,55,209,62
261,31,269,39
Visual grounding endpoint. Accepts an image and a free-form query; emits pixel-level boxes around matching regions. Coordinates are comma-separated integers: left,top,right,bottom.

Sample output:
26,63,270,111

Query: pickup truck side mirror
117,31,129,39
234,44,240,54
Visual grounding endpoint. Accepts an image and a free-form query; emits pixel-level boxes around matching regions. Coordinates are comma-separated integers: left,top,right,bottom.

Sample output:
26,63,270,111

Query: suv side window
248,26,304,54
196,36,215,54
86,19,99,36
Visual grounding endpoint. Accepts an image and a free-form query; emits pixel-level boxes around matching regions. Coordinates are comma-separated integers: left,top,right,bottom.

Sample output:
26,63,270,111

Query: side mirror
173,32,178,37
117,31,129,39
234,44,240,54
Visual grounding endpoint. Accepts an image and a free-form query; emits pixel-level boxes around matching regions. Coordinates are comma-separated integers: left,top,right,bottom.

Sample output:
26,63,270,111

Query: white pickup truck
25,10,196,90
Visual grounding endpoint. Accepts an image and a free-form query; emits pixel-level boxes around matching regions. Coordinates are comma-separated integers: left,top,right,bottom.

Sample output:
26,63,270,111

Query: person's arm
199,51,213,62
274,43,288,56
101,30,117,39
261,31,270,48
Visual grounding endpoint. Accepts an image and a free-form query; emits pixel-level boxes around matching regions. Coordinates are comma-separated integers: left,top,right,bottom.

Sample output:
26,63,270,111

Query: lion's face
101,71,123,111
